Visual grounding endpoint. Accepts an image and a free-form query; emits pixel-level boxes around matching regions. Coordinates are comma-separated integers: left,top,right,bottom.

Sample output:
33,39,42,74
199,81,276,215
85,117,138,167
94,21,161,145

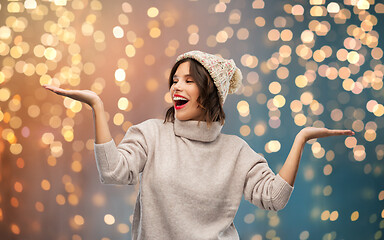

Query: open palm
300,127,354,142
43,85,101,107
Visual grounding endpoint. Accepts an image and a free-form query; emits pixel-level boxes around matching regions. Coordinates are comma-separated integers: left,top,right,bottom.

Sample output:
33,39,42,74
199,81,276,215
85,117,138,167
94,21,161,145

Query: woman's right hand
43,84,101,108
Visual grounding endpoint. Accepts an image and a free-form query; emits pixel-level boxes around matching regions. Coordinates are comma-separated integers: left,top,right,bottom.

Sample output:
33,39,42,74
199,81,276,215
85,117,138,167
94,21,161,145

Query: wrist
296,131,307,145
91,98,104,111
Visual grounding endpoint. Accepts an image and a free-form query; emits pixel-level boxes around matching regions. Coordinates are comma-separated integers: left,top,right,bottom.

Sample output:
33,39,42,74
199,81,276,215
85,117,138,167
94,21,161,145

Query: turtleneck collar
173,119,223,142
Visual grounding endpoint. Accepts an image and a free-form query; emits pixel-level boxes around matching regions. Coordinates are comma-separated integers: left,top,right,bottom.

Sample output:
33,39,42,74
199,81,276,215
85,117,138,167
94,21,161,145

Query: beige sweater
94,119,293,240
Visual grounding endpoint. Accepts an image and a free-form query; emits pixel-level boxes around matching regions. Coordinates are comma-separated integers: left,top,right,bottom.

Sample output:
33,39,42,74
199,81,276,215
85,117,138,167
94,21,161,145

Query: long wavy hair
164,58,225,126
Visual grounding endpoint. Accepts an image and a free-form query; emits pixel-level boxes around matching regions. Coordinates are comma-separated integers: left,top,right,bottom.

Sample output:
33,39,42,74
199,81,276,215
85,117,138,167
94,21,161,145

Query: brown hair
164,58,225,126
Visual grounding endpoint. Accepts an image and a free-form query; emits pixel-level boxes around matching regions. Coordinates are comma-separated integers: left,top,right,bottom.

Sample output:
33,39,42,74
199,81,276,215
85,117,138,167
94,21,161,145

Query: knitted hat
176,50,243,105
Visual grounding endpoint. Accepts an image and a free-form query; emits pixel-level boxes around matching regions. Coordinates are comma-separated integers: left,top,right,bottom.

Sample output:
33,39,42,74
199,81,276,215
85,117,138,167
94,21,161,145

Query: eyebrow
173,74,193,79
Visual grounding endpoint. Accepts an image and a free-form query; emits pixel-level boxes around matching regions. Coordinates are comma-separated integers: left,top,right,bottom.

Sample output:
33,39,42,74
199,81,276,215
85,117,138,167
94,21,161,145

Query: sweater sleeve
93,122,149,185
241,143,294,211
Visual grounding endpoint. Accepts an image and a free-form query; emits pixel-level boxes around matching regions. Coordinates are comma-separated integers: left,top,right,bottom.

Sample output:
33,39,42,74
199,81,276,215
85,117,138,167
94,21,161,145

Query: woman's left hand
279,127,355,186
298,127,355,142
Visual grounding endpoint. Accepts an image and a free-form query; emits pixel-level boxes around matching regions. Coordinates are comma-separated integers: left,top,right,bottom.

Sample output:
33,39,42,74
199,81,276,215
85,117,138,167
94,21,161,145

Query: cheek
191,87,200,101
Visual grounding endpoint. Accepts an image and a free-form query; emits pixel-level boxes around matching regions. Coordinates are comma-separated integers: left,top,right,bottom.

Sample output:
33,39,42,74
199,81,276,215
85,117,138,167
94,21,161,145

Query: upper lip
173,94,189,101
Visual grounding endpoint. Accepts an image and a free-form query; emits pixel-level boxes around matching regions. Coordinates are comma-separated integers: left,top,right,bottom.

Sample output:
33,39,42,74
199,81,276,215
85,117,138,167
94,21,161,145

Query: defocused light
115,68,126,81
228,9,241,24
54,0,67,6
10,143,22,155
378,190,384,201
330,211,339,221
14,182,23,193
125,44,136,57
147,7,159,18
0,0,383,239
35,201,44,212
215,2,227,12
240,125,251,136
118,97,129,110
237,28,249,40
345,136,357,149
11,224,20,235
237,101,250,117
323,185,332,196
347,51,359,64
357,0,370,10
24,0,37,9
73,215,84,226
113,113,124,126
300,231,310,240
254,16,265,27
122,2,132,13
44,47,57,60
273,95,286,108
321,210,330,221
42,133,54,145
268,29,280,41
113,26,124,38
354,145,366,161
294,113,307,126
56,194,66,205
310,6,326,16
188,33,199,45
301,30,314,43
254,122,266,136
351,211,359,221
292,5,304,15
323,164,333,175
8,2,24,13
327,2,340,13
0,26,11,39
104,214,115,225
267,140,281,153
117,223,130,233
310,0,325,4
149,27,161,38
82,22,94,36
71,161,82,172
41,179,51,191
216,30,228,43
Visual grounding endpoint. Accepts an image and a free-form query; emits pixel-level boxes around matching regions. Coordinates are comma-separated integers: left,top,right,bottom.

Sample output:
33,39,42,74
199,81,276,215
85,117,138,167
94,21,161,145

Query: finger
329,129,355,136
344,130,355,136
43,84,59,92
43,85,68,95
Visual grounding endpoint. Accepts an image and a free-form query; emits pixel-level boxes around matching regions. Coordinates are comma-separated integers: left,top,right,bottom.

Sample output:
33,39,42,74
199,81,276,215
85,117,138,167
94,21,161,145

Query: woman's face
170,61,204,121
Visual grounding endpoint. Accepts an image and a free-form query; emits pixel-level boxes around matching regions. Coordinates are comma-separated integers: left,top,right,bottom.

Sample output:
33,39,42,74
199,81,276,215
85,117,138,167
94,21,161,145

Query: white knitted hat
176,50,243,104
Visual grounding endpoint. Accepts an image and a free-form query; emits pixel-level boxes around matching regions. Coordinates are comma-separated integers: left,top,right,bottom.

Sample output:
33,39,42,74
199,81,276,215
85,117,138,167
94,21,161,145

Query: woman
44,50,354,239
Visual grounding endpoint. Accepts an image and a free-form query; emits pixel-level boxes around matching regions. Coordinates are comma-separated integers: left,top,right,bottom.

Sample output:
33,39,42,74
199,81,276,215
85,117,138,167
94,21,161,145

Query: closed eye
186,77,195,83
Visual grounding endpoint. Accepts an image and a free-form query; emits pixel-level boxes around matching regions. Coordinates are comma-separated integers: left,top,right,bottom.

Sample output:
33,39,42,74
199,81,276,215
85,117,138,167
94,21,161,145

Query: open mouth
174,95,189,110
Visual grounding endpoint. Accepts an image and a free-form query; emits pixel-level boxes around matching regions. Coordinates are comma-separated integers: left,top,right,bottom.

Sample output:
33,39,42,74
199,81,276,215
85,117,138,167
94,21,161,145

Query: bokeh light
0,0,383,240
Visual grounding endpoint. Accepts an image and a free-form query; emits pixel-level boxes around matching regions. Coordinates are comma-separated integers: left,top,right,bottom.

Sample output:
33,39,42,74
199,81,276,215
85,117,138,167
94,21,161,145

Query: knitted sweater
94,119,293,240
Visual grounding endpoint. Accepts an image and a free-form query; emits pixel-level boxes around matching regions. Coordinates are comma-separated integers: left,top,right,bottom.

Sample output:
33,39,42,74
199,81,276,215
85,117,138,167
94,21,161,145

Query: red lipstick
173,94,189,110
175,102,188,110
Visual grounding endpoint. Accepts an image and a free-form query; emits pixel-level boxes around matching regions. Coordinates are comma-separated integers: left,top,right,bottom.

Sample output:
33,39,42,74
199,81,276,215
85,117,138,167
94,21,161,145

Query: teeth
173,96,188,101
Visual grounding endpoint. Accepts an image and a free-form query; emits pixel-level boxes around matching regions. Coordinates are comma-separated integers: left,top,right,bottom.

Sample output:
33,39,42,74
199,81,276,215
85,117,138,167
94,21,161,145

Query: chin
175,114,189,121
174,107,204,121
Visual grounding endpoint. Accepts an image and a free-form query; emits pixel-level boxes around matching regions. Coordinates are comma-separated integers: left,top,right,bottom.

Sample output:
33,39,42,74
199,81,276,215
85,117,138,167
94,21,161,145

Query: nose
173,81,183,92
